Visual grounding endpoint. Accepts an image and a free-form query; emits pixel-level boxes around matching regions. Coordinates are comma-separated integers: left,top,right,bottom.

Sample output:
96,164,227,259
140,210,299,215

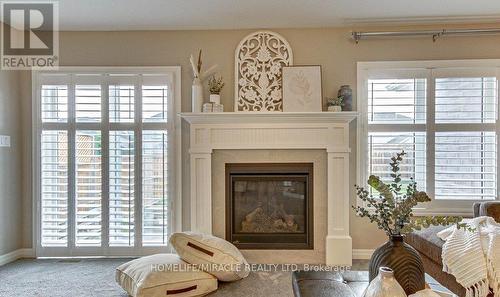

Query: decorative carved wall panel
234,31,293,112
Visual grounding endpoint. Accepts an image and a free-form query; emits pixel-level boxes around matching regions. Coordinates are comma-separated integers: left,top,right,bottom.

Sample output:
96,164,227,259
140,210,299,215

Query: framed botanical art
282,65,323,112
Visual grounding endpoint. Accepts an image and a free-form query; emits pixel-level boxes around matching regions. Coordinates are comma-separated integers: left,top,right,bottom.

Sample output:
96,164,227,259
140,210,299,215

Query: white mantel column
326,151,353,266
189,152,212,234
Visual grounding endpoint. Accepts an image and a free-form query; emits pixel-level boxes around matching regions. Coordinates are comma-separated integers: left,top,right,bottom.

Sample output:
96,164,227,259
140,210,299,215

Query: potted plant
326,96,343,112
208,75,225,105
353,151,467,295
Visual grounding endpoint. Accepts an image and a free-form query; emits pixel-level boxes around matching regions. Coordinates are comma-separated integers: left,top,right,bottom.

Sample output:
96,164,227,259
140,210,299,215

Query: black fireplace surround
225,163,313,250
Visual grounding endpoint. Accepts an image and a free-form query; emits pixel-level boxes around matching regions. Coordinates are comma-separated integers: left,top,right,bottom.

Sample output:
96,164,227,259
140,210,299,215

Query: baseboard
0,248,34,266
1,249,372,264
352,249,374,260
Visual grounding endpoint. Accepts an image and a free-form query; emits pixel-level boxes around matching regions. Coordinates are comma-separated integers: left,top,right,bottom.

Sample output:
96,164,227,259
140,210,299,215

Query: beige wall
0,70,23,255
19,23,500,251
20,71,32,249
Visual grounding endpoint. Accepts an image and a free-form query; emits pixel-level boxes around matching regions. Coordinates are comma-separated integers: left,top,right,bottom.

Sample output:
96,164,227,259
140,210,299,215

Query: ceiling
51,0,500,30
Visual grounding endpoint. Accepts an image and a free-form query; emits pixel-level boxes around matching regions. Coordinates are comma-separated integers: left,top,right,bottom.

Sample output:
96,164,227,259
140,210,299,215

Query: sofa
292,270,369,297
406,202,500,297
291,202,500,297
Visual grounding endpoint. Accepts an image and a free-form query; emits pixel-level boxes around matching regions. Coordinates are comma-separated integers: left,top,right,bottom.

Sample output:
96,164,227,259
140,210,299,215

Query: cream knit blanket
437,216,500,297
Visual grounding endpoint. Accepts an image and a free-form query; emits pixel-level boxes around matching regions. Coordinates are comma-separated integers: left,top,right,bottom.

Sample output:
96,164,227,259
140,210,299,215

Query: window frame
357,60,500,216
32,66,182,257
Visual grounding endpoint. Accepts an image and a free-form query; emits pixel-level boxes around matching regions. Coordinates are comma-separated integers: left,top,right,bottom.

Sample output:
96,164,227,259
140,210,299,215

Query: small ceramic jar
328,105,342,112
202,102,213,112
209,94,221,105
212,103,224,112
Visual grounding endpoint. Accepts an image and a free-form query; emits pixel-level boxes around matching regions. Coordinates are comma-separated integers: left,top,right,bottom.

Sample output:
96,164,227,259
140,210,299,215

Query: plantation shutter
109,131,135,246
141,75,170,246
361,64,499,214
366,73,427,192
41,130,68,247
37,69,175,256
433,71,498,201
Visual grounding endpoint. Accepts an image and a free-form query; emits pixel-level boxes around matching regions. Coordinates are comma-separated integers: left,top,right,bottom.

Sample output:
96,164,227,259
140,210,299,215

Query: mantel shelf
179,111,358,124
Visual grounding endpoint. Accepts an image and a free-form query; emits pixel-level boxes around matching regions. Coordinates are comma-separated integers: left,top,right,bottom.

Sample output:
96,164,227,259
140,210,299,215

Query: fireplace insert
225,163,313,249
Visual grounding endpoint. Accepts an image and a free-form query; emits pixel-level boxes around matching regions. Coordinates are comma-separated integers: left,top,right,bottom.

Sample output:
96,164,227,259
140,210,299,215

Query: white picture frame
282,65,323,112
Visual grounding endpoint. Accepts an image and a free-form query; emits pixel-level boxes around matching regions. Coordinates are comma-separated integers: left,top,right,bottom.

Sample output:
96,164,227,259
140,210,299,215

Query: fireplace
181,112,356,264
225,163,313,249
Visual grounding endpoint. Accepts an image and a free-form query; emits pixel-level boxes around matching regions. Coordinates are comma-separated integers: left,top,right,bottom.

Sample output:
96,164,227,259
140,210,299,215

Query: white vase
363,267,407,297
328,105,342,112
209,94,220,105
192,77,203,112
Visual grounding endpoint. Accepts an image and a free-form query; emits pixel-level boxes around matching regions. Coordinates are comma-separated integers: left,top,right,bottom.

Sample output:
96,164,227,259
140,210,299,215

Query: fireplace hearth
225,163,313,249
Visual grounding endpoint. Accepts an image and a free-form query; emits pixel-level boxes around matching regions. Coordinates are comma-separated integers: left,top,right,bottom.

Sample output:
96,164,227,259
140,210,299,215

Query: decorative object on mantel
327,95,343,112
354,151,468,295
234,30,293,112
202,102,213,113
212,103,223,112
363,267,407,297
202,103,223,113
190,49,217,112
338,85,353,111
208,75,224,112
208,75,224,105
282,65,323,112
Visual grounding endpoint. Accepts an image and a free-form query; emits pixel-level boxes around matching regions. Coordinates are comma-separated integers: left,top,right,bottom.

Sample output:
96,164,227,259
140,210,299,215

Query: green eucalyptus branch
353,151,469,236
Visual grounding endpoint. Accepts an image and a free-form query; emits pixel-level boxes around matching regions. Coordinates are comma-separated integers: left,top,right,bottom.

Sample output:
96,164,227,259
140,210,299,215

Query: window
142,131,168,246
109,131,134,247
40,130,68,247
75,130,102,247
34,67,180,256
358,61,499,215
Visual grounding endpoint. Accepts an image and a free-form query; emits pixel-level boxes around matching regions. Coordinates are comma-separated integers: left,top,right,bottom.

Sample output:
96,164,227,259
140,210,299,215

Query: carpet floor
1,258,370,297
0,258,451,297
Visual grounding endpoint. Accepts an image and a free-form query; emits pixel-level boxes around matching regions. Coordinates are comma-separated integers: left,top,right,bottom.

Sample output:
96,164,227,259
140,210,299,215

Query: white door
34,68,179,257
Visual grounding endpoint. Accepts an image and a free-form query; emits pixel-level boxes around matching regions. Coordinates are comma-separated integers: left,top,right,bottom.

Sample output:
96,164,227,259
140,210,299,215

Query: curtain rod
352,28,500,43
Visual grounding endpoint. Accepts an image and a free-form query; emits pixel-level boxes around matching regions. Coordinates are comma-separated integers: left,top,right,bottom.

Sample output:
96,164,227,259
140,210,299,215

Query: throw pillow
116,253,217,297
170,232,250,281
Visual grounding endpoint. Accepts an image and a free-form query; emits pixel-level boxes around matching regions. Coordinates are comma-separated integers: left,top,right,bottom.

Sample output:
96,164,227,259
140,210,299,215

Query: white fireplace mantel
179,111,358,265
